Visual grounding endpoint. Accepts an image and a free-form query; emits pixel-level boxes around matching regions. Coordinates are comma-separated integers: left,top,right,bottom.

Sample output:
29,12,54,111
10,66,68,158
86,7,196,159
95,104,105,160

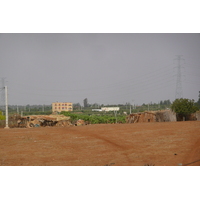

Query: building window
55,107,57,109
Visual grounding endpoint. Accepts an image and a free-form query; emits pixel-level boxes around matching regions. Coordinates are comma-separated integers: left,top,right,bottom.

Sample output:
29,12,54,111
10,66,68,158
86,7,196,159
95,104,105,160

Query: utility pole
174,55,184,99
4,86,9,129
129,103,132,114
114,110,117,124
148,103,149,111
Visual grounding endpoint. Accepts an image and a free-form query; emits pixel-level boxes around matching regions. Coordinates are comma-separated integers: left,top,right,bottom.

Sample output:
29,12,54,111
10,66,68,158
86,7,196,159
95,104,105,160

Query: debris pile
74,119,85,126
126,110,177,123
126,112,156,123
18,114,72,128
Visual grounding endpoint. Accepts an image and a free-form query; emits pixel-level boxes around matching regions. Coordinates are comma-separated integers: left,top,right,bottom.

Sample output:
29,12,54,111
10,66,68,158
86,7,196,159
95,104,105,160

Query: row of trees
0,98,199,124
61,111,126,124
1,90,200,119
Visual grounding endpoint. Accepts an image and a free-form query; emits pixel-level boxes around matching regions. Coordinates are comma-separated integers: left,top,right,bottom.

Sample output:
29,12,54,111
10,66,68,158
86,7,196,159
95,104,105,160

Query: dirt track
0,121,200,166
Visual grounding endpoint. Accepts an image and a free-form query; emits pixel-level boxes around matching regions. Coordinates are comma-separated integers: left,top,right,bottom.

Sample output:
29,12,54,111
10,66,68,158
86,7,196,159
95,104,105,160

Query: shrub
171,98,199,120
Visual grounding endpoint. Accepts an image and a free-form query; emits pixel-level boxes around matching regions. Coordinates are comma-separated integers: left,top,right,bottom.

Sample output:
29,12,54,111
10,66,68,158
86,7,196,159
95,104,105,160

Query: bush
171,98,199,119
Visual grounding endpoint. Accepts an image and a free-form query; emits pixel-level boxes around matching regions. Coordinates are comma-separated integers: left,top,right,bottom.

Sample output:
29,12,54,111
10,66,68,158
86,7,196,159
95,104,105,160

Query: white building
92,109,102,112
101,107,120,112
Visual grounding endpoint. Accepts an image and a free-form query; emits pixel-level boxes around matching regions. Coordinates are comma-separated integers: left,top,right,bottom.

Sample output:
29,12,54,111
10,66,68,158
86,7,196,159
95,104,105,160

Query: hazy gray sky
1,33,200,106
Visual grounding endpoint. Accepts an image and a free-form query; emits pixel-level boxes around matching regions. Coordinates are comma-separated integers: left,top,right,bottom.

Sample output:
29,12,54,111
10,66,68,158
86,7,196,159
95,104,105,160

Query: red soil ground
0,121,200,166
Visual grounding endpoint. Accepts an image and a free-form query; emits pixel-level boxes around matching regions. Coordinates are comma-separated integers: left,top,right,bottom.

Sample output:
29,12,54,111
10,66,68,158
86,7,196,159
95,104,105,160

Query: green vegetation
171,98,199,119
0,111,5,120
61,111,126,124
5,99,172,116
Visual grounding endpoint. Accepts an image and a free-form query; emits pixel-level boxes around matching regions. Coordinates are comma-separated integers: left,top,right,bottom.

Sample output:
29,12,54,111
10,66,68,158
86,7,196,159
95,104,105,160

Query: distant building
92,109,102,112
52,102,73,113
101,107,120,112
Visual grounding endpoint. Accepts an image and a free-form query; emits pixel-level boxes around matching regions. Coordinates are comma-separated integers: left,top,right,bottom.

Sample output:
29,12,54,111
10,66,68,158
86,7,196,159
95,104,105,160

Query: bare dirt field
0,121,200,166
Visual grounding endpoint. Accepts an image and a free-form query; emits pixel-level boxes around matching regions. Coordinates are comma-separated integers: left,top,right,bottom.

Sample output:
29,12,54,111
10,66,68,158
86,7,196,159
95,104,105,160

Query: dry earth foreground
0,121,200,166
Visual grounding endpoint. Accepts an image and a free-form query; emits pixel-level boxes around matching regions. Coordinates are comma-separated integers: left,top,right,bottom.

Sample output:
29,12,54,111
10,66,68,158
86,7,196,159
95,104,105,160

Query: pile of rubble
74,119,90,126
126,110,177,123
126,111,156,123
18,114,72,128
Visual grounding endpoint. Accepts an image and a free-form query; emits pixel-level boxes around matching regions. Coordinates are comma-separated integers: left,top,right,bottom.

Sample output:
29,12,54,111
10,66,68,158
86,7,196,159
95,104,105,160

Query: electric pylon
174,55,184,99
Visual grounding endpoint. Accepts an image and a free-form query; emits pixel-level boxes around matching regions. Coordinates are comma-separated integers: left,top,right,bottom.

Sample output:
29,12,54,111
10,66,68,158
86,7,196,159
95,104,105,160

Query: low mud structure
17,114,72,128
126,110,177,123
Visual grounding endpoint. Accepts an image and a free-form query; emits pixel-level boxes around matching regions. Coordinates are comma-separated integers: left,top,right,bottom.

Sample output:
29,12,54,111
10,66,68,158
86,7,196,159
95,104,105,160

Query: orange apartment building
52,102,73,113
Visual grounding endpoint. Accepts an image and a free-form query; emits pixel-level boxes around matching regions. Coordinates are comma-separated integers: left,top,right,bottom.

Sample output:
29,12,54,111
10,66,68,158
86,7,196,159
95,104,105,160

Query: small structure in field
126,110,177,123
155,110,177,122
195,111,200,121
126,111,156,123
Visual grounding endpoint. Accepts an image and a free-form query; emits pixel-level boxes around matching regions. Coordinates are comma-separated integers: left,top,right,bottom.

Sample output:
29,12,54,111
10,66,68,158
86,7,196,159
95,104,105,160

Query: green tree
171,98,199,120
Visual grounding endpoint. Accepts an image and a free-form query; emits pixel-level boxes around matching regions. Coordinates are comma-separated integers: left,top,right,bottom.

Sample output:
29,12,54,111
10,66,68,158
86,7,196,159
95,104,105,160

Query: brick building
52,102,73,113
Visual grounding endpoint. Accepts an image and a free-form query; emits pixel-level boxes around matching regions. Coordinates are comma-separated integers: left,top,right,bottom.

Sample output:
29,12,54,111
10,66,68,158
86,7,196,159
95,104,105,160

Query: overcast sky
1,33,200,106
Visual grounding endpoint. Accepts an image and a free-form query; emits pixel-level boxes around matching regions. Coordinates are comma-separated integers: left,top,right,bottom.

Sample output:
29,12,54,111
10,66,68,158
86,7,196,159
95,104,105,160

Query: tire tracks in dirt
58,127,133,165
182,137,200,166
79,131,133,165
